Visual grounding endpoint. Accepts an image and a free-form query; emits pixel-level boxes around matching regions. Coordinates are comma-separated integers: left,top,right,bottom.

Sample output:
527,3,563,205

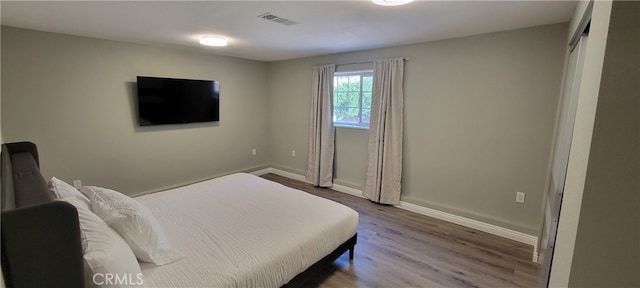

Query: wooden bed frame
0,142,356,288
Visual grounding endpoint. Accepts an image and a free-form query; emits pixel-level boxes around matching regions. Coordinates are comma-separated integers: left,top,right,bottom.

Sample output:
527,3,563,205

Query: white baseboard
255,167,539,262
252,167,306,182
250,168,275,177
253,168,366,197
400,201,540,262
331,183,367,198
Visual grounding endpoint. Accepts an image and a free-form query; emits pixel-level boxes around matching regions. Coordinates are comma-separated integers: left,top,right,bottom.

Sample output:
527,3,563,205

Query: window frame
333,70,373,129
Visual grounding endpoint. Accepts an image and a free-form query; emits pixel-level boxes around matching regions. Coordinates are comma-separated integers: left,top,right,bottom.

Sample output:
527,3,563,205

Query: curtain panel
363,58,405,204
305,64,336,187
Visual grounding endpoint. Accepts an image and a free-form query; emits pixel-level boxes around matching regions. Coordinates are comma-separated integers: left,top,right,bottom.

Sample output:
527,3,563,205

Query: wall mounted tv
136,76,220,126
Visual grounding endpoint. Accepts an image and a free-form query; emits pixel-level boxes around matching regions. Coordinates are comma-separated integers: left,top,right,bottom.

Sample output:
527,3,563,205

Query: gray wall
268,23,568,235
2,23,568,236
1,26,270,195
568,1,640,286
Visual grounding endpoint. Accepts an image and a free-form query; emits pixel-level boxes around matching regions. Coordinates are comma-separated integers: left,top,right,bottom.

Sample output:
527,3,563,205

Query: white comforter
135,173,358,288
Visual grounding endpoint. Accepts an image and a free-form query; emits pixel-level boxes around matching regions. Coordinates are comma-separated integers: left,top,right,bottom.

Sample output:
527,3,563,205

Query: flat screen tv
136,76,220,126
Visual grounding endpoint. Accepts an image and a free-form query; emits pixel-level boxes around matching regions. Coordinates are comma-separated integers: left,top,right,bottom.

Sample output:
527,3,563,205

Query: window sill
335,124,369,130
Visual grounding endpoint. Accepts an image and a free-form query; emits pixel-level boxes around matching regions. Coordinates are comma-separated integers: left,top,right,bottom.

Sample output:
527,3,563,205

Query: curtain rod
336,57,409,66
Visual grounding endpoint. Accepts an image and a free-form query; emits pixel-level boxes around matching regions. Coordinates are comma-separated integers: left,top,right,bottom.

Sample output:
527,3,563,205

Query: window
333,71,373,128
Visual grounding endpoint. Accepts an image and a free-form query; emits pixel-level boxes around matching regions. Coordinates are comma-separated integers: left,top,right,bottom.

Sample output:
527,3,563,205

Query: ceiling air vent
257,12,299,26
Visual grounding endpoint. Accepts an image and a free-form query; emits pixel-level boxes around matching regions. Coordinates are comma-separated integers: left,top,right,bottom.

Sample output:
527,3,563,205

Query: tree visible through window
333,71,373,127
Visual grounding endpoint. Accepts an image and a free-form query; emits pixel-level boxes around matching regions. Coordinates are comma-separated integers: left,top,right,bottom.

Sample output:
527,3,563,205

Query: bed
1,142,358,288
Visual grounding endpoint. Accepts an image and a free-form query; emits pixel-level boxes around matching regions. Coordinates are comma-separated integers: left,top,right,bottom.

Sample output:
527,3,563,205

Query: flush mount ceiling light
199,36,228,47
371,0,414,6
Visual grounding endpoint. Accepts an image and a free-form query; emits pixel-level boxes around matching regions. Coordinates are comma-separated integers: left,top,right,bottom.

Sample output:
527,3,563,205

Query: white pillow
50,177,91,210
61,196,142,288
80,186,184,265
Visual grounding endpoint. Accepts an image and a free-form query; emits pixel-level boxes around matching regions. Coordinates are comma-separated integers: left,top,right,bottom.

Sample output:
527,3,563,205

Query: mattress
135,173,359,287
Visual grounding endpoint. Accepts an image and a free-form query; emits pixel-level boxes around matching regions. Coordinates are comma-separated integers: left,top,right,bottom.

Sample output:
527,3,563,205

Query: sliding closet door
539,34,589,287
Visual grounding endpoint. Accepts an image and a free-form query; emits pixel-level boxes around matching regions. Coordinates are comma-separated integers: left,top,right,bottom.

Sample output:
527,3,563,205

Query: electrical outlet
292,150,296,157
516,192,526,203
252,149,257,156
73,180,82,189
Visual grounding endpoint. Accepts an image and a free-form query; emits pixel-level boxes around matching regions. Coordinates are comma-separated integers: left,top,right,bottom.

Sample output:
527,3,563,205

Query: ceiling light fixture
199,36,228,47
371,0,414,6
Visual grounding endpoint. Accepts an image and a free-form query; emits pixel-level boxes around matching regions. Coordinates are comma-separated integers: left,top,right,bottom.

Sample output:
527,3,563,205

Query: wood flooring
261,174,540,288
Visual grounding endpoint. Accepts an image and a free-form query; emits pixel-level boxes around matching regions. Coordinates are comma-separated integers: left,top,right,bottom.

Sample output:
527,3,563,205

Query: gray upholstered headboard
1,142,51,210
1,142,85,288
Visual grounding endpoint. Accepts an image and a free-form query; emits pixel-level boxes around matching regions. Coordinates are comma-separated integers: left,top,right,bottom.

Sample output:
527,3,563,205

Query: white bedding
135,173,358,287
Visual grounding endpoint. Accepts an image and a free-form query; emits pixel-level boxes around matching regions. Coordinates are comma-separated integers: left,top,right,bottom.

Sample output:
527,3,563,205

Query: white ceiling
1,1,577,62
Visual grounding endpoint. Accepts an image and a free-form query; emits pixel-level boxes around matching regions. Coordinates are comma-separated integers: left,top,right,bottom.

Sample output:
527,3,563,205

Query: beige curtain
363,58,405,204
305,64,335,187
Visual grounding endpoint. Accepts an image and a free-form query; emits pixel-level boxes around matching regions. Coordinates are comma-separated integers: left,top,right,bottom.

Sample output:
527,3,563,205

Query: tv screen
136,76,220,126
